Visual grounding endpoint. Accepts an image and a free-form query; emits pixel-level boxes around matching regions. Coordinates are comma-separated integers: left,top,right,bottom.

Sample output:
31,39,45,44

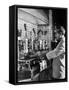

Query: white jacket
46,35,65,79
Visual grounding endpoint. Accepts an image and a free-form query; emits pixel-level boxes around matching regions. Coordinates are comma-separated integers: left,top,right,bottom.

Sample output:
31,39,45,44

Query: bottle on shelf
24,24,28,54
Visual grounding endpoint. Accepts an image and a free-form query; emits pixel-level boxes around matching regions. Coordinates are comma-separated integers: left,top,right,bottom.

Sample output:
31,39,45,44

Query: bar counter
18,50,52,82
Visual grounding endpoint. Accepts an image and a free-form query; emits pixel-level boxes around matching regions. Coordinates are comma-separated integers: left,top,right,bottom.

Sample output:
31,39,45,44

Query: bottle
39,39,43,50
24,24,28,54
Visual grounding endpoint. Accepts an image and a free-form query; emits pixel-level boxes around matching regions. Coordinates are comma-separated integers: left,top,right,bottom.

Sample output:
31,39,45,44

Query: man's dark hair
55,25,65,35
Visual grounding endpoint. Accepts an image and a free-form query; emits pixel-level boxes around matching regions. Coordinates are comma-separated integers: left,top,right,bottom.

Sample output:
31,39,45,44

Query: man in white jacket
46,26,65,79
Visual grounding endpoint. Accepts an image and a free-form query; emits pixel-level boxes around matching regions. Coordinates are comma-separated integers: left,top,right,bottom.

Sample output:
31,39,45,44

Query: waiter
37,26,65,79
46,26,65,79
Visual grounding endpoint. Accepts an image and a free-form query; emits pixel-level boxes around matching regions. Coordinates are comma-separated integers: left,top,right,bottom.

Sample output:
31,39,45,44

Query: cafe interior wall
18,8,53,49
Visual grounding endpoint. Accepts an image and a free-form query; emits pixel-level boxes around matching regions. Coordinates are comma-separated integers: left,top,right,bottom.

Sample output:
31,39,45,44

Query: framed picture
9,5,67,85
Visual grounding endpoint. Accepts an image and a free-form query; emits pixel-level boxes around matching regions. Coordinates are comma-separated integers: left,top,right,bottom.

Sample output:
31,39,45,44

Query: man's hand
37,51,41,56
